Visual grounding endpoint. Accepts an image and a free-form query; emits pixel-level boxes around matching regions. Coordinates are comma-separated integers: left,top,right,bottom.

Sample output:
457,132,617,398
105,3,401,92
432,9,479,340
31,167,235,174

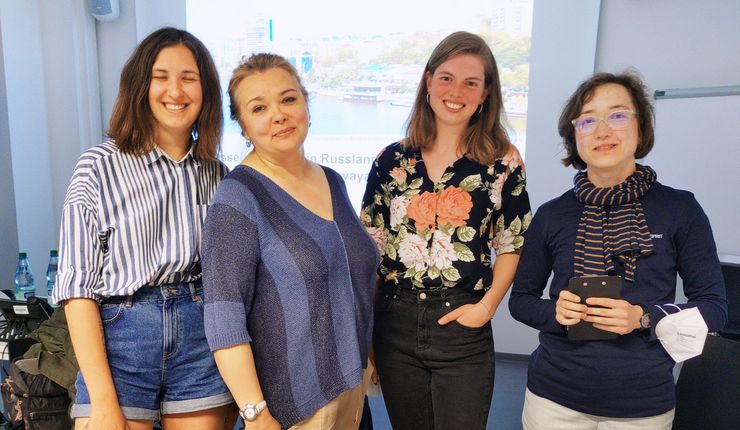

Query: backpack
1,357,72,430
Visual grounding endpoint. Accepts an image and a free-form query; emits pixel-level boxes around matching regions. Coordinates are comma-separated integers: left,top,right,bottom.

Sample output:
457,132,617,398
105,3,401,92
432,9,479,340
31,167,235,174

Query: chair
672,333,740,429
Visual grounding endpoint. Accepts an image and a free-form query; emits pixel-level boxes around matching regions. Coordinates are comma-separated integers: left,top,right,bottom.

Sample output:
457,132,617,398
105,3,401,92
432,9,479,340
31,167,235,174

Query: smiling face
575,83,640,187
148,44,202,145
234,67,309,159
425,53,488,133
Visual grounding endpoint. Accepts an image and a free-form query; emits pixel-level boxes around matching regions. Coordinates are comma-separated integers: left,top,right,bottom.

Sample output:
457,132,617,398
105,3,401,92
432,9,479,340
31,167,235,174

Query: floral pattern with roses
361,142,532,290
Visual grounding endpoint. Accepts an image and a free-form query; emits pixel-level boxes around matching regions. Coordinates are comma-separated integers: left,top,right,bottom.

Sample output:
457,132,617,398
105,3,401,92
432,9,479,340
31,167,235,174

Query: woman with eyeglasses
509,72,727,429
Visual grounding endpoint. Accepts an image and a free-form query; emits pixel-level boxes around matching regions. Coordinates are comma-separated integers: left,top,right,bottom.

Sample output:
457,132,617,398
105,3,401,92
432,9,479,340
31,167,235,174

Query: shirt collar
144,143,197,166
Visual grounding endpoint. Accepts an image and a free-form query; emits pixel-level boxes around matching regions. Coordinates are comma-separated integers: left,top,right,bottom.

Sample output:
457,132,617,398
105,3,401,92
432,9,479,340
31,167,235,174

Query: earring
476,103,483,115
191,124,199,142
245,138,253,147
426,93,431,105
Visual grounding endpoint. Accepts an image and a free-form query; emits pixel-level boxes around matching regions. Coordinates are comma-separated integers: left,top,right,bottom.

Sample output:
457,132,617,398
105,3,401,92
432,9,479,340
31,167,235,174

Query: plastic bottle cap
50,250,58,256
18,252,27,258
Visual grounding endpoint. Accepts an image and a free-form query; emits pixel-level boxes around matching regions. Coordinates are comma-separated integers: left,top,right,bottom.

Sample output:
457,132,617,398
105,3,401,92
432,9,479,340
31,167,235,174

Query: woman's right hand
555,290,587,326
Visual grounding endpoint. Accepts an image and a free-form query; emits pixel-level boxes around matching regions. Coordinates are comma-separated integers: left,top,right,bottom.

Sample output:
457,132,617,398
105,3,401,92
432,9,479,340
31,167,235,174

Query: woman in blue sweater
509,72,727,429
201,53,378,429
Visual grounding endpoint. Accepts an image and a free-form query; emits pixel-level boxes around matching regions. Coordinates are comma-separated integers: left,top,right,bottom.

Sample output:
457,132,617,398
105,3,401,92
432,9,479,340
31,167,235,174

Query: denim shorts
71,281,233,420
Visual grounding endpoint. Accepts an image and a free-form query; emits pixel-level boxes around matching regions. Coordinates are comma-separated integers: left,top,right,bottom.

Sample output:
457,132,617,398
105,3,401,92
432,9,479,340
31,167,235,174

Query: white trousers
522,389,674,430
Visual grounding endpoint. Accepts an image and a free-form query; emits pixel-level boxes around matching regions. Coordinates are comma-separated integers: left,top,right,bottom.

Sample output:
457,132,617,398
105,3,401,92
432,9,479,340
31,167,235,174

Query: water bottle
14,252,35,299
46,250,59,299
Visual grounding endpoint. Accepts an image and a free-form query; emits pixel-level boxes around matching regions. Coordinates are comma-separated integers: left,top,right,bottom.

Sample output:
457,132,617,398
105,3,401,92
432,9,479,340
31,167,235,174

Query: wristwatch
639,305,652,330
240,400,267,421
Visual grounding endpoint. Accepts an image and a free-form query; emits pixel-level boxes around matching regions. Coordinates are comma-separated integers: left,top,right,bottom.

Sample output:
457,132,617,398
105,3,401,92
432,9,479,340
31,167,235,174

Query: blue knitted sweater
202,165,379,428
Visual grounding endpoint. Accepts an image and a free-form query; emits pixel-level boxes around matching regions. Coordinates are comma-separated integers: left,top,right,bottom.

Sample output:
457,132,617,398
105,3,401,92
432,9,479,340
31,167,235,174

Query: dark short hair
228,53,309,133
558,71,655,170
107,27,222,161
404,31,511,165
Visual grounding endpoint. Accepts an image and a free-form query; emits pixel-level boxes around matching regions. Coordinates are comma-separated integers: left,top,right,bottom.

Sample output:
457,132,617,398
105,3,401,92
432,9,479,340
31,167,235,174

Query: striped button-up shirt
53,141,227,302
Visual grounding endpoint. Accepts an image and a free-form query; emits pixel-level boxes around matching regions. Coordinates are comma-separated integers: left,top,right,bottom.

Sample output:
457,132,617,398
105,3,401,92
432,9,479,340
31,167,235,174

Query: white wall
0,20,19,289
1,0,57,293
596,0,740,257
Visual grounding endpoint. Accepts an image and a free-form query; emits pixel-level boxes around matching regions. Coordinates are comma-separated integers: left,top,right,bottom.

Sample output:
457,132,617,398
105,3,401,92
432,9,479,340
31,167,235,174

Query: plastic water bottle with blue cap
14,252,35,299
46,250,58,301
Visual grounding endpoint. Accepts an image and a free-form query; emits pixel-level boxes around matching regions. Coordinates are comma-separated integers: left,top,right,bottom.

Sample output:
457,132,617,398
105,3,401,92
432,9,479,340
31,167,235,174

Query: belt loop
189,282,198,301
124,295,133,308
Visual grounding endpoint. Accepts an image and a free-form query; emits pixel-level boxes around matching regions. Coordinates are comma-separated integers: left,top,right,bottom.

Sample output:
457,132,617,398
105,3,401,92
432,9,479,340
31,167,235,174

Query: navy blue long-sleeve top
509,181,727,418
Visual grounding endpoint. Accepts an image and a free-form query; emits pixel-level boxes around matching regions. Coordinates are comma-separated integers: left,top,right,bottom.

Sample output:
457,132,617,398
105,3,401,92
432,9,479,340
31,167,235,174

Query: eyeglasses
571,109,636,135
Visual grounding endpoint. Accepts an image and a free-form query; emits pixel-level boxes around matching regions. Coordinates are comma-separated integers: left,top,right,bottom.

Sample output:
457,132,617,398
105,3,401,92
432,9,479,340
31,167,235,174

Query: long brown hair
404,31,511,164
107,27,222,161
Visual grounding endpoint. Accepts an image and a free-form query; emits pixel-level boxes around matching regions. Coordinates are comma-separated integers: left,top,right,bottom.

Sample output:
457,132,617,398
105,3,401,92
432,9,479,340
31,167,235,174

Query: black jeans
374,286,494,430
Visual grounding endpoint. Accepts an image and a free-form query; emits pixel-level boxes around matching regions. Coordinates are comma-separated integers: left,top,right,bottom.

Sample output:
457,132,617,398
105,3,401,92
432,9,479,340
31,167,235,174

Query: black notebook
567,275,622,341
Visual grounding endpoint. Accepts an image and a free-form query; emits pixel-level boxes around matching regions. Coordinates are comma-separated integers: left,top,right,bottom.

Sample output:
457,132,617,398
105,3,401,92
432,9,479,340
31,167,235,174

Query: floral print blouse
361,142,531,291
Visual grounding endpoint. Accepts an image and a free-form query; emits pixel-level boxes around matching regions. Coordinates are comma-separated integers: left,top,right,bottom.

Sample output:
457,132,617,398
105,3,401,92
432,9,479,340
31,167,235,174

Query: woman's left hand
583,297,643,335
437,302,493,328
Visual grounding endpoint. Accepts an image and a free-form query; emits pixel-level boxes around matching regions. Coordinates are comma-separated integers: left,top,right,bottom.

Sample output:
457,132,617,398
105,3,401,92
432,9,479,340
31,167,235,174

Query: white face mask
655,306,708,363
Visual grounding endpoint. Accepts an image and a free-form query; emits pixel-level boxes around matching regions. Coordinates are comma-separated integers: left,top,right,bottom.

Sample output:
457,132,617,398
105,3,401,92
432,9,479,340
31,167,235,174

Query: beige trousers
289,367,371,430
522,389,675,430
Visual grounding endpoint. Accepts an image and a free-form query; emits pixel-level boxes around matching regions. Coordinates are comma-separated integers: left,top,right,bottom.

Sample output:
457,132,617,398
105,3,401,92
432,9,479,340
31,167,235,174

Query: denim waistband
380,285,484,304
102,280,202,305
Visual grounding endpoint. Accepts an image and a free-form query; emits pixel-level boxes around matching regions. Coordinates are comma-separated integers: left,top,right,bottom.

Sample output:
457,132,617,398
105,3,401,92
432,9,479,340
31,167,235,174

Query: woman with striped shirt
509,72,727,429
53,28,232,430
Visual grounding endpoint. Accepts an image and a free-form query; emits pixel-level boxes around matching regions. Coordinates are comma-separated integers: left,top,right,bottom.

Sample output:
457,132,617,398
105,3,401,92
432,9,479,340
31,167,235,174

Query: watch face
641,313,651,329
244,408,256,420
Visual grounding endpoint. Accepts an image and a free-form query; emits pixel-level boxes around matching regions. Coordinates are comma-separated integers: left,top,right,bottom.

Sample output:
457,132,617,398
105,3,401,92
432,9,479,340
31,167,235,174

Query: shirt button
419,292,427,300
445,301,451,307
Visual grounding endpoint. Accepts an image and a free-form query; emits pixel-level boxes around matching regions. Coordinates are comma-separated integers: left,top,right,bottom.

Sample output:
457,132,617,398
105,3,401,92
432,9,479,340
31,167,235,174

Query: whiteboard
644,94,740,257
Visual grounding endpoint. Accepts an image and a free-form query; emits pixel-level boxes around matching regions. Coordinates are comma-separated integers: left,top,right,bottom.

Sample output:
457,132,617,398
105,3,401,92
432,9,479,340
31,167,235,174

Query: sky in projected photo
187,0,532,208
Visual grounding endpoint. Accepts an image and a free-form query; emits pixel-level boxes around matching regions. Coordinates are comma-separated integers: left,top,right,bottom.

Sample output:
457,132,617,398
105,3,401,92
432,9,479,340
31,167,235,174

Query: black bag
1,357,72,430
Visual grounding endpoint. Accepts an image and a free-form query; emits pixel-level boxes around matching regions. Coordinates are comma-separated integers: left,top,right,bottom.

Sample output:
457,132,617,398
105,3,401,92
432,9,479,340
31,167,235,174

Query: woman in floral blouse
361,31,531,430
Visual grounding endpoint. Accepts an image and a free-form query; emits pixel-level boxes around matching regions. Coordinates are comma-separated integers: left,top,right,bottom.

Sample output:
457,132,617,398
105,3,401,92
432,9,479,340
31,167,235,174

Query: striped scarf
573,165,656,282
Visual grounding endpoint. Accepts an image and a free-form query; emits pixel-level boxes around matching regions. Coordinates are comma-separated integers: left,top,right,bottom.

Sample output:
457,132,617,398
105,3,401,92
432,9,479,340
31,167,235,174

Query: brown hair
107,27,222,161
404,31,511,165
228,53,309,132
559,71,655,170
